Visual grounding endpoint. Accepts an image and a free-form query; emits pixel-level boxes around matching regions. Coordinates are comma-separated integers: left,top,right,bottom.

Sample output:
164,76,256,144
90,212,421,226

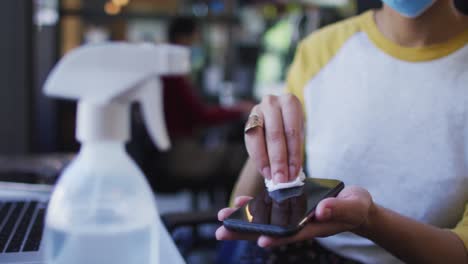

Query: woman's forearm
357,204,467,264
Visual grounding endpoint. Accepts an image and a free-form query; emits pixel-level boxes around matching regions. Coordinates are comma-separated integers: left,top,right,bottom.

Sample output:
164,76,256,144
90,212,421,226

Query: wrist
354,200,380,238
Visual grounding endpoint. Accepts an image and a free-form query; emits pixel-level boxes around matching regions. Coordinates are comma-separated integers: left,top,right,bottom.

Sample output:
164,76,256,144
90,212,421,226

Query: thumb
315,197,367,226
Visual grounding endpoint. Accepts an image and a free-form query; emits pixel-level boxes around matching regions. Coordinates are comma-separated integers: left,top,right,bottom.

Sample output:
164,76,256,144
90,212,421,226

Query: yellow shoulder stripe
361,11,468,62
285,12,365,107
285,10,468,107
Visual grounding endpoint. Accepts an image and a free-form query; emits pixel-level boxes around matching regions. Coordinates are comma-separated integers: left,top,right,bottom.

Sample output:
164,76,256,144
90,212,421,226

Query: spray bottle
42,43,189,264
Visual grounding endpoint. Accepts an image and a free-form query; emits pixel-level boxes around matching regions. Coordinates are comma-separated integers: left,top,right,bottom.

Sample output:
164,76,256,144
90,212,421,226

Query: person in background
216,1,468,263
134,17,254,196
163,16,253,139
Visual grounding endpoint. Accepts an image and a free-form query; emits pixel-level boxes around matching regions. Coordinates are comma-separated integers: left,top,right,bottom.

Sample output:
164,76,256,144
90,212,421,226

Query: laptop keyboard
0,201,46,253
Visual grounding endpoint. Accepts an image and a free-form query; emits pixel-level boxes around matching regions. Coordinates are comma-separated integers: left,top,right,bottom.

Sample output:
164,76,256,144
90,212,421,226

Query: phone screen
226,178,344,230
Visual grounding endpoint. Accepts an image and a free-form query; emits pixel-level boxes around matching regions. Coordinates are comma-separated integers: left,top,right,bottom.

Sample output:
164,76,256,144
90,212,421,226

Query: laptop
0,181,51,264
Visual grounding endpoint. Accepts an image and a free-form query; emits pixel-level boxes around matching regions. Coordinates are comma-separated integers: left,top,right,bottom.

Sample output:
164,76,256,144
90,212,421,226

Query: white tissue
265,170,306,192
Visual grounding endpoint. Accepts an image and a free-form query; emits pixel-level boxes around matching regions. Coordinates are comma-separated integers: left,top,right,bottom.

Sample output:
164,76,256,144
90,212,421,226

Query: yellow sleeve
452,204,468,248
284,12,365,109
284,41,310,107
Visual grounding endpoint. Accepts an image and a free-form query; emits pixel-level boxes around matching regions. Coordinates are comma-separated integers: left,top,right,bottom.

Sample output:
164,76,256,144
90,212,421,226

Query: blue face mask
382,0,436,18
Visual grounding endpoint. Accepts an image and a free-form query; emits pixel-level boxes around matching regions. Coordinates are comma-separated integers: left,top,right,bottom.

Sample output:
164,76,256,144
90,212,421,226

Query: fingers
258,225,314,248
262,95,288,183
215,226,259,241
216,196,259,242
315,187,372,226
218,196,254,221
218,208,238,221
234,196,254,207
244,94,304,183
257,222,346,248
245,106,271,179
279,94,304,180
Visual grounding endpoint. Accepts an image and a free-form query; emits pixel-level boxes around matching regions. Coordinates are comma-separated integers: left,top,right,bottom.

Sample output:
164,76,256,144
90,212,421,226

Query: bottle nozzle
43,42,190,150
136,78,171,151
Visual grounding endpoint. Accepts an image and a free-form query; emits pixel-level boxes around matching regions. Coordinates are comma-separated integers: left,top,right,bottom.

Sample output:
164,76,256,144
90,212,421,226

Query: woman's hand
245,94,304,183
216,186,375,248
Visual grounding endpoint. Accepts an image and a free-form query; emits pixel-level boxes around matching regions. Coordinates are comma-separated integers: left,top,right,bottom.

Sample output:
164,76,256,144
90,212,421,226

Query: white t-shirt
286,10,468,264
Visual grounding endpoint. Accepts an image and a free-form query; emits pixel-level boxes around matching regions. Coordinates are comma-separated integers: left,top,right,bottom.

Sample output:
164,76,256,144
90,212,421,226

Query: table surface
0,181,186,264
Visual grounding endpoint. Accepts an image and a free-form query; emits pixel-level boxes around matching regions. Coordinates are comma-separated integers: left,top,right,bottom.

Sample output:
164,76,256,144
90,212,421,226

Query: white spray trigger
43,42,189,148
137,78,170,151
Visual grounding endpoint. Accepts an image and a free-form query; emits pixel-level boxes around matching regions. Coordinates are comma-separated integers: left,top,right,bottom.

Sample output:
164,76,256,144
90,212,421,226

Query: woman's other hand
216,186,375,248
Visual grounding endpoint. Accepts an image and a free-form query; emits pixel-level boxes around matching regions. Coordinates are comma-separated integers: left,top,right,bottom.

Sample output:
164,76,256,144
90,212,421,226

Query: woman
216,1,468,263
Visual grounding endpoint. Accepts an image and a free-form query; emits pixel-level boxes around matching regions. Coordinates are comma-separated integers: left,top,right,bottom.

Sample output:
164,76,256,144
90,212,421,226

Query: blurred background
0,0,381,262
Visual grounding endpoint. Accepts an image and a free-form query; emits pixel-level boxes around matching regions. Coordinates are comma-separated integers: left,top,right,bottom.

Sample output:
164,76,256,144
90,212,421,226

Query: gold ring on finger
244,114,264,133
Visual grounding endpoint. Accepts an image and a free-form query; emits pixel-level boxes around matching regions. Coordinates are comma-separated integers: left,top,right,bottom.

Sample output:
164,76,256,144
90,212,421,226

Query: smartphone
223,178,344,237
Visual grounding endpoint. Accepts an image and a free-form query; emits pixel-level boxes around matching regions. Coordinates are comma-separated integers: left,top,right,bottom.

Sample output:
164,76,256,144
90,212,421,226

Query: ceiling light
104,1,120,15
112,0,130,6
